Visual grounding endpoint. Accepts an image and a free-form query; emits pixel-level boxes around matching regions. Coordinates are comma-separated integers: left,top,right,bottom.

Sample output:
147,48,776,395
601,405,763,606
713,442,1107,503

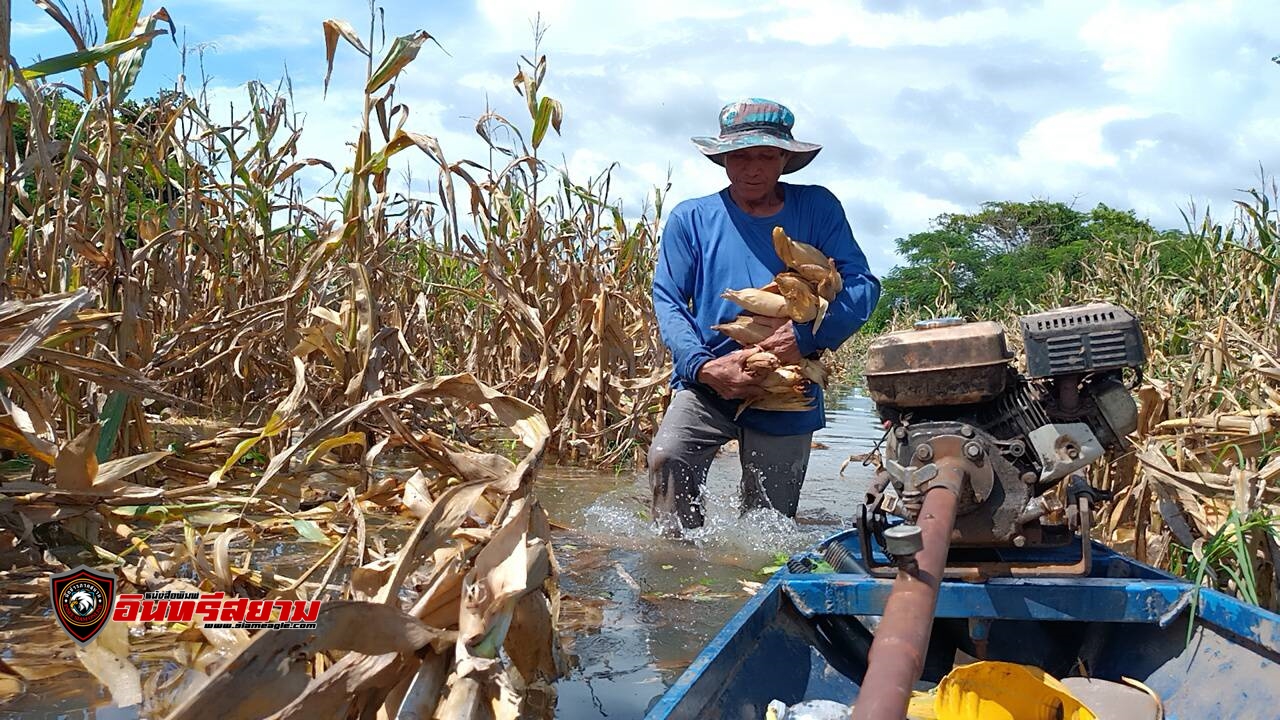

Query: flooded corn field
542,389,881,718
0,389,880,719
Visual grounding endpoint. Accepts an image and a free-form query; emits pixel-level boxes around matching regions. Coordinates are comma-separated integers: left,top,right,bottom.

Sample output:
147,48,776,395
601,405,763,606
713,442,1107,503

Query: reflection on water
543,387,882,718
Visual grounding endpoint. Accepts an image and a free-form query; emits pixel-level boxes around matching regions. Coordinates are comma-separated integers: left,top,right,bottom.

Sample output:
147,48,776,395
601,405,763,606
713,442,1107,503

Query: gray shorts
647,388,813,531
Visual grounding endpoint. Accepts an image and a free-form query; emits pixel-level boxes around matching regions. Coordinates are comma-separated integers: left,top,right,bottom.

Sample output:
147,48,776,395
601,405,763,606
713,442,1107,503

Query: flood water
0,388,882,718
543,388,882,718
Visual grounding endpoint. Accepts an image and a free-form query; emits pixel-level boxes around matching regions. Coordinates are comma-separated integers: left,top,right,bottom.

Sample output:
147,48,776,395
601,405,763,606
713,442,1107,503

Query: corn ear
745,350,781,375
713,315,776,345
817,259,842,301
760,365,807,392
722,288,790,318
772,226,829,269
775,273,819,323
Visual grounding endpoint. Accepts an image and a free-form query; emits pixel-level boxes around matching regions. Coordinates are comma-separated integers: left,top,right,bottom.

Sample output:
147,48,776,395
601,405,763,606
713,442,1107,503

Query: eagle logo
69,590,97,616
49,566,116,645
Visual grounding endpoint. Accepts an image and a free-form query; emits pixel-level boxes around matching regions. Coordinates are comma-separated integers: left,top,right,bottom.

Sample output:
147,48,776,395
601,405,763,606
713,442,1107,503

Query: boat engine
846,303,1146,720
860,302,1145,565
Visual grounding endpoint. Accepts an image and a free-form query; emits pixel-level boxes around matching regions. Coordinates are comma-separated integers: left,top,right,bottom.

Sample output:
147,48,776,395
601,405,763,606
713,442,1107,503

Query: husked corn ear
722,288,790,318
817,259,842,301
712,315,776,345
772,226,829,269
774,273,819,323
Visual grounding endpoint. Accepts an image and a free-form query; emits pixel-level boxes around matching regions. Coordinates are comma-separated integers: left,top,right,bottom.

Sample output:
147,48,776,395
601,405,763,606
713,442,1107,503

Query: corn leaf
322,18,370,97
105,0,144,43
531,95,562,150
365,31,437,96
21,30,166,80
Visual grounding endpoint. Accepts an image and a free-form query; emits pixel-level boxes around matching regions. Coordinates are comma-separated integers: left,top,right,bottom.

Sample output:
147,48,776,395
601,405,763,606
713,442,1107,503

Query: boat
649,306,1280,718
645,528,1280,719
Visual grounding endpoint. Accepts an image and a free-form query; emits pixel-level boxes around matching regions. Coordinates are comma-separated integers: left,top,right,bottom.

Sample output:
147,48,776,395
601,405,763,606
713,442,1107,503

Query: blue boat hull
647,530,1280,720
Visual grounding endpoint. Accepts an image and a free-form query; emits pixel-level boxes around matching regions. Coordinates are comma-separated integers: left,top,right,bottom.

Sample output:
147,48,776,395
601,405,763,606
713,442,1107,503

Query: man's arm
653,214,767,400
652,214,716,384
789,189,882,356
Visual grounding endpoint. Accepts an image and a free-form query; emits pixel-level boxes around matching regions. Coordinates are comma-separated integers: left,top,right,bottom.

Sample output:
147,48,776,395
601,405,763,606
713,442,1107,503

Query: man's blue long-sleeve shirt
652,182,881,436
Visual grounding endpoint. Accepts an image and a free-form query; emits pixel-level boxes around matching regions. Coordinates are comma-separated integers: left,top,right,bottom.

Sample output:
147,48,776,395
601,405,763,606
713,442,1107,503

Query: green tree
869,200,1166,330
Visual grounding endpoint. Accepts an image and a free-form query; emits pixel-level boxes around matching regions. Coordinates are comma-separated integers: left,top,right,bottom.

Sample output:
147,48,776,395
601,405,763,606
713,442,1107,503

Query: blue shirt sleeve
652,210,716,383
790,189,882,355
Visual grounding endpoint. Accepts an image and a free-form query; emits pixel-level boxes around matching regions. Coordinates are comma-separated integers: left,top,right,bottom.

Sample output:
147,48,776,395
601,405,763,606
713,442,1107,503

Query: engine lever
857,502,894,574
1066,474,1113,503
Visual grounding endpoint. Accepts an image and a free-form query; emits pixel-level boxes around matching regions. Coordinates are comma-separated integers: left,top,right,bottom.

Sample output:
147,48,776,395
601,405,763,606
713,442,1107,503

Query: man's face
724,146,789,204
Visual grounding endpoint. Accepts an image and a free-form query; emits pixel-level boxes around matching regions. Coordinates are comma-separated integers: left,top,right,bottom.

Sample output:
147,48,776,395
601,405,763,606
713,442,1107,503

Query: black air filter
1019,303,1144,378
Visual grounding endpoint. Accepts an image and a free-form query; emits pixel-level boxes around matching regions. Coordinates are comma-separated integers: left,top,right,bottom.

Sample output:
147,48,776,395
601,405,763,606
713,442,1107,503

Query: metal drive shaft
851,461,963,720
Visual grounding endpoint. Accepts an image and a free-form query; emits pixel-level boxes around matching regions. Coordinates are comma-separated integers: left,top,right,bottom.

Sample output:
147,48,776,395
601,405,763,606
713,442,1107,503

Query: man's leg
738,429,813,517
648,389,738,531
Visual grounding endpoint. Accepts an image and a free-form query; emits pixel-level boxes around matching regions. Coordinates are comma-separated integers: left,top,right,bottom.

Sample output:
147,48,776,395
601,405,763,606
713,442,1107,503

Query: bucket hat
691,98,822,174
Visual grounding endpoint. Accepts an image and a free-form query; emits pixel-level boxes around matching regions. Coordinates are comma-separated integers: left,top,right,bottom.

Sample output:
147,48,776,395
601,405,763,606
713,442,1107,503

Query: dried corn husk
761,366,806,391
772,227,828,269
774,273,819,324
800,359,828,386
737,393,816,418
744,350,781,376
712,315,777,346
817,259,842,301
722,288,790,318
794,263,829,285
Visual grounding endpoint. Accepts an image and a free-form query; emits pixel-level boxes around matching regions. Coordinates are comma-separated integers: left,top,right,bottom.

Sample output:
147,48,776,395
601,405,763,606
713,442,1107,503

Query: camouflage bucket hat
691,98,822,174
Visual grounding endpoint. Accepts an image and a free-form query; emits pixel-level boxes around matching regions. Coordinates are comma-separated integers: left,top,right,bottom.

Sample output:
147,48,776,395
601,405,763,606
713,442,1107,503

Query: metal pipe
851,462,962,720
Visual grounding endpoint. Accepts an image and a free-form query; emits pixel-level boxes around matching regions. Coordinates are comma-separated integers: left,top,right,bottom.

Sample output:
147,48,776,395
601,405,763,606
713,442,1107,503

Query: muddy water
543,388,882,718
0,389,881,718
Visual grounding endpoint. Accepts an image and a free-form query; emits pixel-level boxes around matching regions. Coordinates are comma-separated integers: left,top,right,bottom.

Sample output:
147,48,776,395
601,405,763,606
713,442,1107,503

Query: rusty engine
858,303,1145,568
838,303,1146,719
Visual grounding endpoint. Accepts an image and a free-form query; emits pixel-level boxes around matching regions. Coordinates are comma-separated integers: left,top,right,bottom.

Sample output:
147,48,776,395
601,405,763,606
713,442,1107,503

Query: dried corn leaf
164,602,438,720
210,356,307,485
55,424,101,491
0,287,96,371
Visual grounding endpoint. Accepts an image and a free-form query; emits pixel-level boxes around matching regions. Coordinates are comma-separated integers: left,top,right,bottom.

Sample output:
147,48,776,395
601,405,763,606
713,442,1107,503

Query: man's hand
756,318,804,365
697,349,767,401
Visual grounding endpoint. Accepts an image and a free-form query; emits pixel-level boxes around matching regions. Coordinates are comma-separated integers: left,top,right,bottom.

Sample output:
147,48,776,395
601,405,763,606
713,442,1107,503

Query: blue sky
12,0,1280,275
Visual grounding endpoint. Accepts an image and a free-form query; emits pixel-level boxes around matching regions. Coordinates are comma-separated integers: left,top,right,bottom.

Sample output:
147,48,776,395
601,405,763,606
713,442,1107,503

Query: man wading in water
649,98,881,535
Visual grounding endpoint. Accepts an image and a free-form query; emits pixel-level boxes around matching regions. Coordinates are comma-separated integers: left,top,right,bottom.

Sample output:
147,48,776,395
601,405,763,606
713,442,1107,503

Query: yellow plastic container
934,661,1098,720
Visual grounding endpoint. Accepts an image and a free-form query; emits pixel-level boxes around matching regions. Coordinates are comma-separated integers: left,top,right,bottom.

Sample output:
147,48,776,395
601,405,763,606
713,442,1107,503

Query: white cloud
12,20,57,38
1019,106,1142,169
758,0,1012,47
111,0,1280,276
